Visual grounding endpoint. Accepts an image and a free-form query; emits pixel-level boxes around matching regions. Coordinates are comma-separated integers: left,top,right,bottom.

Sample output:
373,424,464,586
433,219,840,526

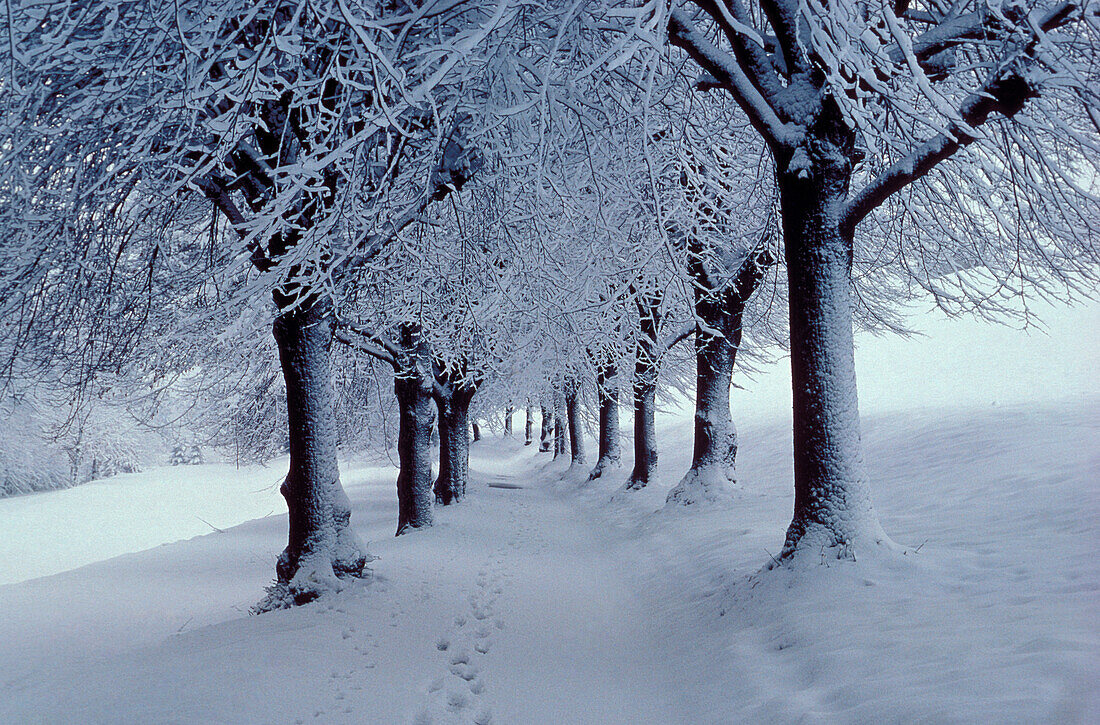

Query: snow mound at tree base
664,467,737,506
773,516,901,565
586,457,622,482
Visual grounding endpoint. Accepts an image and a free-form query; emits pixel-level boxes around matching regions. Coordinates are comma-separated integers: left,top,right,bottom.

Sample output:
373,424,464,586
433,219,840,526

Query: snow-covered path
404,464,692,724
0,446,698,724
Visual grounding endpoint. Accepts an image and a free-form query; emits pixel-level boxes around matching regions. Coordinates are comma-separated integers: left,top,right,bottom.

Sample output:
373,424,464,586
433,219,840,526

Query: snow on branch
691,0,791,111
759,0,808,77
334,321,400,369
895,1,1080,66
667,9,797,147
842,2,1086,238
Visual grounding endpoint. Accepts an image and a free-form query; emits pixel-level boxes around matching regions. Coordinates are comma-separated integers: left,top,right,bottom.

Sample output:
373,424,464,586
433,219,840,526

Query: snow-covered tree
0,0,525,605
662,0,1099,558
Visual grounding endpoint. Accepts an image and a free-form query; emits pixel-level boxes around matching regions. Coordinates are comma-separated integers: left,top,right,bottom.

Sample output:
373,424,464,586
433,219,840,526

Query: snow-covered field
0,299,1097,724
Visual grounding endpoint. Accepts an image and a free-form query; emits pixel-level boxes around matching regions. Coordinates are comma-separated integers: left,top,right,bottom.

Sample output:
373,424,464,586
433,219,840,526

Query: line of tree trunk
471,421,481,442
196,82,482,607
667,244,772,505
433,381,475,506
624,287,662,490
504,405,514,436
588,361,621,480
539,399,553,452
564,377,586,467
524,400,534,445
269,295,368,606
553,392,568,458
778,128,886,557
197,86,375,609
393,323,435,535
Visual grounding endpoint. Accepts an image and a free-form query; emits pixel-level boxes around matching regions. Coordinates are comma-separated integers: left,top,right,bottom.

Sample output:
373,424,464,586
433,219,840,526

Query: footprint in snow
412,561,507,724
450,662,479,682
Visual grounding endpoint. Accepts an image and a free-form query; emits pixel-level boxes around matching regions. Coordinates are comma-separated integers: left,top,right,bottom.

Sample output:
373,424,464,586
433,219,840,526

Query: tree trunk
434,389,472,505
504,406,514,436
778,135,887,558
524,401,534,445
269,297,367,606
472,421,481,442
553,393,568,459
539,402,552,452
565,379,586,466
66,446,82,487
625,288,661,490
667,294,739,505
394,325,435,536
589,363,621,480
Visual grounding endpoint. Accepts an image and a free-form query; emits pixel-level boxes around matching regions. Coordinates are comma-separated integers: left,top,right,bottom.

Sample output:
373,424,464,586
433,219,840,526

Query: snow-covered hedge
0,403,69,497
0,397,166,498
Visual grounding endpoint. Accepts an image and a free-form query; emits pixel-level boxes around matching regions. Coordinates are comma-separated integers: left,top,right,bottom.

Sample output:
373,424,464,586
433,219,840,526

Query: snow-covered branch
668,9,797,147
691,0,790,112
843,65,1052,238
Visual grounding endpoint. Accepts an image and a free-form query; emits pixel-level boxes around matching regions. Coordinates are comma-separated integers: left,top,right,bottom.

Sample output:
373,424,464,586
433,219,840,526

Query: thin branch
843,71,1039,237
334,328,397,369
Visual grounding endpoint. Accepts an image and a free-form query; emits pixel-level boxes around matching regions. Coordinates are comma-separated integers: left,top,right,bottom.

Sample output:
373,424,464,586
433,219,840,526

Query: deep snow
0,461,290,587
0,298,1097,724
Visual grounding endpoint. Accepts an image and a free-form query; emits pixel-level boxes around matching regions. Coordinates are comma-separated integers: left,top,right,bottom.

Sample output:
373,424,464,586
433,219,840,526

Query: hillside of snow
0,298,1096,724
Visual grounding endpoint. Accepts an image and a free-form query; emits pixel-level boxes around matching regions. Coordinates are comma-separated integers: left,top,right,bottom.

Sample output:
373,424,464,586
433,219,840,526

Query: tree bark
553,393,568,459
539,401,552,452
565,379,586,466
504,406,514,436
434,388,473,505
471,421,481,442
524,401,534,445
393,324,435,536
270,296,367,605
777,122,887,558
589,363,621,480
625,288,661,490
667,290,739,505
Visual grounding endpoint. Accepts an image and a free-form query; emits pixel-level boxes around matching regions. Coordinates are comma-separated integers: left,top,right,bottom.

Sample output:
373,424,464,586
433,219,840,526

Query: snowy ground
0,299,1097,724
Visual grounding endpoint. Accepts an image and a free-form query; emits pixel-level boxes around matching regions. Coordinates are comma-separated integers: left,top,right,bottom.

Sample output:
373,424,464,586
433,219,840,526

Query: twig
195,515,226,533
764,547,782,569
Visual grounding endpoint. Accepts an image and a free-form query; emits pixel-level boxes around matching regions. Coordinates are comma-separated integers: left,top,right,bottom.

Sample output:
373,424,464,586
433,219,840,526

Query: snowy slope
0,460,290,586
0,299,1097,724
730,294,1100,425
0,450,695,724
584,401,1100,723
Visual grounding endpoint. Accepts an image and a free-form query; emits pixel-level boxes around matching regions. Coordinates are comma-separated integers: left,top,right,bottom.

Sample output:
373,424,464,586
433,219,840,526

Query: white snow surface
0,299,1098,724
0,461,290,587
